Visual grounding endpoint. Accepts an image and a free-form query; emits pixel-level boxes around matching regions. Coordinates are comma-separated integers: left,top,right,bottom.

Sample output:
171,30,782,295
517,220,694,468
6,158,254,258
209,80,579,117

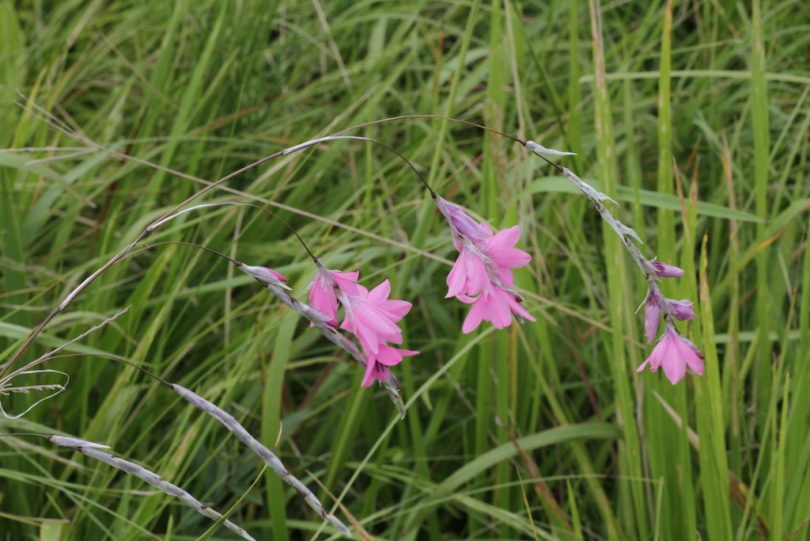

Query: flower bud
651,261,685,278
239,264,290,289
667,299,696,321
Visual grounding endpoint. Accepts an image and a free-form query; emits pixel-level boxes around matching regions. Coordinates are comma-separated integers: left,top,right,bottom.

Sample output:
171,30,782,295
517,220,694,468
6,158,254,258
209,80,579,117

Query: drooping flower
361,344,418,387
644,284,697,345
307,268,359,326
338,279,418,386
636,327,705,385
437,197,534,333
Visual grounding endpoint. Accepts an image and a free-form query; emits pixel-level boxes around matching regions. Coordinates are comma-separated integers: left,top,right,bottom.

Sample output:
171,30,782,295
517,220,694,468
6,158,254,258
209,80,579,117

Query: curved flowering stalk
26,346,353,537
11,435,256,541
170,384,352,536
434,196,535,333
526,142,704,384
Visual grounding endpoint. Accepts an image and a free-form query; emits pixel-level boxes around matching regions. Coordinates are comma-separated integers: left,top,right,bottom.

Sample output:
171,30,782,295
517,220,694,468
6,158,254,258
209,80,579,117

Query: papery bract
525,141,577,157
636,328,705,385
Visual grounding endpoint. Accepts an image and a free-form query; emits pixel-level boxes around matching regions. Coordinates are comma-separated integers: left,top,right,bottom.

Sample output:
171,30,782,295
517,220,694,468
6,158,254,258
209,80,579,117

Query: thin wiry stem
1,306,131,385
145,200,321,262
130,241,239,266
333,114,528,146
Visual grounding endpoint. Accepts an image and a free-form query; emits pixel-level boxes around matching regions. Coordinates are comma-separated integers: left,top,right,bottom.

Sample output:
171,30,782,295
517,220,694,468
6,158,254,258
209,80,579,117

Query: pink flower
459,281,535,334
636,328,705,384
644,288,661,344
667,299,697,321
308,268,359,326
339,279,418,387
651,261,684,278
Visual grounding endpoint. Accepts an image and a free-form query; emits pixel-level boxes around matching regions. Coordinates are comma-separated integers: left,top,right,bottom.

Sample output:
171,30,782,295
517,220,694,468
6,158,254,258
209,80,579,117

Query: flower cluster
643,262,695,343
638,261,704,384
309,266,418,387
435,196,535,333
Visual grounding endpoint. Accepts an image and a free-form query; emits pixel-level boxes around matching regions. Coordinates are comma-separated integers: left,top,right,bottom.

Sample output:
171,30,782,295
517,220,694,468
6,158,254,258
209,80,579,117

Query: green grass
1,1,810,539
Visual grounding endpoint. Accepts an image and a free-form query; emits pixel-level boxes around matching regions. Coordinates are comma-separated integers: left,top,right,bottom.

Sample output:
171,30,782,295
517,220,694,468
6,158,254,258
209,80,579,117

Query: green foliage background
1,0,809,539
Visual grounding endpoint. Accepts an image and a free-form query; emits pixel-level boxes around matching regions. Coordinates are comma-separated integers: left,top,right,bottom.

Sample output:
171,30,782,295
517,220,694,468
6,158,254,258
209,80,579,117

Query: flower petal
446,256,467,298
462,297,486,334
332,270,360,296
487,225,522,251
376,344,419,366
368,279,392,303
675,337,705,376
488,246,531,269
361,362,387,387
489,288,513,329
380,300,412,321
662,353,687,385
464,252,488,296
505,293,535,322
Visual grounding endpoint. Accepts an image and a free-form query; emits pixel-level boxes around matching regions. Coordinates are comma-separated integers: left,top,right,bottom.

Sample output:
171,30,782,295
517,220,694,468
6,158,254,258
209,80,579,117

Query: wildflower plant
1,102,708,541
